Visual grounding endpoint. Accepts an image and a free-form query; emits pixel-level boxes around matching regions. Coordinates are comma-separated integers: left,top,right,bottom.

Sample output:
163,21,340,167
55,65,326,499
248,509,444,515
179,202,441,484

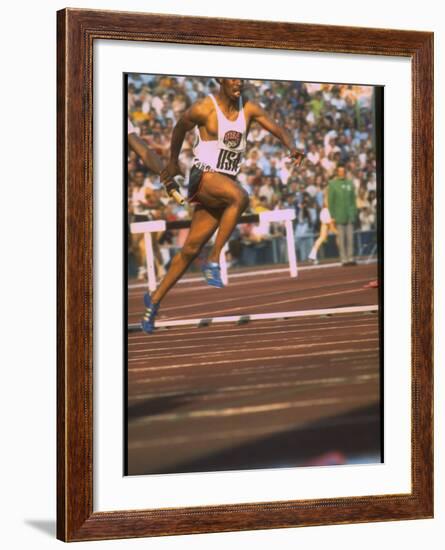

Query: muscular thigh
197,171,246,209
183,205,223,249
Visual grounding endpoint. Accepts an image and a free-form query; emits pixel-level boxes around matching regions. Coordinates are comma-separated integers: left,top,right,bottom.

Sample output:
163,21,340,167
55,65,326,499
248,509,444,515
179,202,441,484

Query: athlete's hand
160,160,186,205
160,160,182,185
289,149,304,167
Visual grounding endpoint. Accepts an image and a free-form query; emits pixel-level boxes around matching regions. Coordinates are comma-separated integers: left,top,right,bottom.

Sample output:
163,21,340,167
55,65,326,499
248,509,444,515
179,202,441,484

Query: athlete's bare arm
161,99,210,184
246,101,304,166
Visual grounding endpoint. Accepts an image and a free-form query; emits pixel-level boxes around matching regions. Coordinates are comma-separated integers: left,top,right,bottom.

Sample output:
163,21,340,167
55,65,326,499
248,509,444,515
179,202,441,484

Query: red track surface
127,262,381,475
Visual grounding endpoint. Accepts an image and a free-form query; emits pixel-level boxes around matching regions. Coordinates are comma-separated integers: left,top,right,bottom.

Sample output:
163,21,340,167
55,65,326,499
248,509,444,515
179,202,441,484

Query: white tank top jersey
192,94,247,176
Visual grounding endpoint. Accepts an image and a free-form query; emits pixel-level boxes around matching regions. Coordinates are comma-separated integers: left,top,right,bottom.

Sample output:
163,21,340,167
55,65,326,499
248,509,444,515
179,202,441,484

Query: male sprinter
142,78,303,333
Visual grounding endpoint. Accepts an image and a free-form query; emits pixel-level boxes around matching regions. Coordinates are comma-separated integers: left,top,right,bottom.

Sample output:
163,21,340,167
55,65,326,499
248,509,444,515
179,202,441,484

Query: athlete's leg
151,205,223,304
309,223,329,259
196,172,249,263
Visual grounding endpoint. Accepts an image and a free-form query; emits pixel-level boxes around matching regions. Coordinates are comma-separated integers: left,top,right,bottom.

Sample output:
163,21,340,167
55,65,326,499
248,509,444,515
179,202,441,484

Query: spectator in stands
359,206,376,231
356,186,370,213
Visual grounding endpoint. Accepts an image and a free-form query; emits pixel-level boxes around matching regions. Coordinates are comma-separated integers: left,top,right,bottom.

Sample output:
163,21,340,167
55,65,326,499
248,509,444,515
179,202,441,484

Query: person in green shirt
327,163,357,266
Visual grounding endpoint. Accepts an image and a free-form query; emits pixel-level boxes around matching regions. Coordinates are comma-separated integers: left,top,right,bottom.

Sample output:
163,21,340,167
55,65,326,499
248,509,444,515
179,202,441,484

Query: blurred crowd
128,75,379,274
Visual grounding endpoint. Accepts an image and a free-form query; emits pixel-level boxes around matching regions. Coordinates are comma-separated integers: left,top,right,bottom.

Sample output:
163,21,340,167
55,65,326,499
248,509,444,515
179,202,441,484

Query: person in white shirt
307,143,320,166
308,187,337,264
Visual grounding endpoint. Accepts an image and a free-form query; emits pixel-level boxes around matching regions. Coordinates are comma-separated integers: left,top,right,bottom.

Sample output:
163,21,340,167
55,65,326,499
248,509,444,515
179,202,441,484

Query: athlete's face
220,79,243,100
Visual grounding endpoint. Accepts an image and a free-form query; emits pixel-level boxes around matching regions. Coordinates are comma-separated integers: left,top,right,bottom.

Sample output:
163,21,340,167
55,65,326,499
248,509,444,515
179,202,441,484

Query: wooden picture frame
57,8,433,542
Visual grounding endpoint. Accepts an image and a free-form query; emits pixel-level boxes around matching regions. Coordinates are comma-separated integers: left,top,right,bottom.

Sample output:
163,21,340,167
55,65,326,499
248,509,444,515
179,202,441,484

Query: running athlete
142,78,304,333
308,187,337,264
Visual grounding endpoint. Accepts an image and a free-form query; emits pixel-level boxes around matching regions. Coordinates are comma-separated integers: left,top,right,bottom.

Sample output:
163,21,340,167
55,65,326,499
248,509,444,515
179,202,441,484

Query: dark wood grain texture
57,8,433,542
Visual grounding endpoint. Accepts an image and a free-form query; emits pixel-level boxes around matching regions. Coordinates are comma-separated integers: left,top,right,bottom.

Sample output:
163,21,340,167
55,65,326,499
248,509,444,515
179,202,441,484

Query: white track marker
130,220,167,234
285,218,298,277
144,232,156,293
128,304,378,331
131,220,167,293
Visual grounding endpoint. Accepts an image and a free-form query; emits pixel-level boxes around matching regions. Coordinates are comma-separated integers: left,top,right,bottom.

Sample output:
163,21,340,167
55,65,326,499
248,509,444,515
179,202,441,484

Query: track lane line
129,345,379,370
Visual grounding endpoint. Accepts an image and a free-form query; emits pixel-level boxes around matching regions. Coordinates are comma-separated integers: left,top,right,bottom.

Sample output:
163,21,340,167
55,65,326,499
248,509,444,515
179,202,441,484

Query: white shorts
320,207,332,225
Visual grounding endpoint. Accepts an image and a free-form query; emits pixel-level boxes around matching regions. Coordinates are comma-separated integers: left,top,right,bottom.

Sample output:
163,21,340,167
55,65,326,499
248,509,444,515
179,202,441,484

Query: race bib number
216,149,241,173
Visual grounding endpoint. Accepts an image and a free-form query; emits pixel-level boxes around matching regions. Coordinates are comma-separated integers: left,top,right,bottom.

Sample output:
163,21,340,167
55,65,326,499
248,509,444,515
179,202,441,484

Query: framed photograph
57,8,433,542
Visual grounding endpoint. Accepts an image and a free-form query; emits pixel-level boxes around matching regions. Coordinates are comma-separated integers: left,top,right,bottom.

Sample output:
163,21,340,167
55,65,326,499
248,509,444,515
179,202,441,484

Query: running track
127,262,381,475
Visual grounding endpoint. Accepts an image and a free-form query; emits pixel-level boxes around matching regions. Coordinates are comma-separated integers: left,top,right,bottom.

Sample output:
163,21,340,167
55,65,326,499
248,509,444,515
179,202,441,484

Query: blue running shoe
141,293,160,333
202,261,224,288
